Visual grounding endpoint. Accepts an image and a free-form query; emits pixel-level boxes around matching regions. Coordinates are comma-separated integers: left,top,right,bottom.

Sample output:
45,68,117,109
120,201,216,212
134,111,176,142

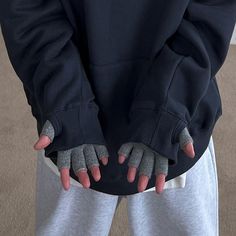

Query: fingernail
190,151,195,158
95,175,101,182
33,144,40,150
119,155,125,164
102,158,108,165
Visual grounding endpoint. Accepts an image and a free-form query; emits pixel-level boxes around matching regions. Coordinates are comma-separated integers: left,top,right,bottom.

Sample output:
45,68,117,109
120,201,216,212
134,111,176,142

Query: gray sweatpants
35,136,219,236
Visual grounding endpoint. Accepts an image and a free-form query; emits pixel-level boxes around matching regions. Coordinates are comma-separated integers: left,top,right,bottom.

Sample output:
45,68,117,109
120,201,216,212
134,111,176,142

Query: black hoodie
1,0,235,195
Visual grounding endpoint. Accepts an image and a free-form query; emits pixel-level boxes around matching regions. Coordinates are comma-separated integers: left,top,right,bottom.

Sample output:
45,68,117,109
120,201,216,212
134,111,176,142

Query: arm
0,0,106,158
126,0,236,165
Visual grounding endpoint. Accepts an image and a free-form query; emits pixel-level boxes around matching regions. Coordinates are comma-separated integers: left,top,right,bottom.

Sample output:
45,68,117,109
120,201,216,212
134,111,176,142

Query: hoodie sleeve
126,0,236,165
0,0,106,158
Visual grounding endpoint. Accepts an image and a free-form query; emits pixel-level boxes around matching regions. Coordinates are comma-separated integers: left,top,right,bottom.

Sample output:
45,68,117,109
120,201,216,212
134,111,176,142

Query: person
1,0,235,235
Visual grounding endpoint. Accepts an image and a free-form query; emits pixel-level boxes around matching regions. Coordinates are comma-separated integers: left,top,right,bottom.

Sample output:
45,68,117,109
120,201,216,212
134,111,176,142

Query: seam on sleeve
148,54,185,146
44,102,85,116
163,54,185,110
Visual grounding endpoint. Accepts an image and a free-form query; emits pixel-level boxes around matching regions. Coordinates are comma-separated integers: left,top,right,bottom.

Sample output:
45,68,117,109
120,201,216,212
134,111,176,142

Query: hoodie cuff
40,102,107,158
126,102,187,166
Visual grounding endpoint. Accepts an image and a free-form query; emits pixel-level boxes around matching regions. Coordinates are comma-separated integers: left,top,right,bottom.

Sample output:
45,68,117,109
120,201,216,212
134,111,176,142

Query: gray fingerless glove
40,120,109,173
118,127,193,178
118,142,168,178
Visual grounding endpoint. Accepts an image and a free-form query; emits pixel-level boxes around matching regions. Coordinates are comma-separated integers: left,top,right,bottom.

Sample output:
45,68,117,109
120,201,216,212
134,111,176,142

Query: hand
118,127,194,194
33,120,109,191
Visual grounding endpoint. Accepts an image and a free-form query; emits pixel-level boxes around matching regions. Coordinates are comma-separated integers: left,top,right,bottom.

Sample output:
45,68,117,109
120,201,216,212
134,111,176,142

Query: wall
230,24,236,44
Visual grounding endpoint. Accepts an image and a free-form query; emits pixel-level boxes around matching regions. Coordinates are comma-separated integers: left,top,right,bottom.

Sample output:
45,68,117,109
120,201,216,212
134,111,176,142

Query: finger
138,175,149,192
183,142,195,158
179,127,195,158
57,149,72,190
137,150,155,192
118,155,126,164
40,120,55,142
90,165,101,182
100,157,109,166
127,166,137,183
57,149,71,169
71,145,87,172
33,135,51,150
71,146,90,188
94,145,109,159
153,153,168,194
77,170,91,189
59,168,70,191
138,150,154,179
94,145,109,165
155,173,166,194
35,120,55,150
128,146,144,168
118,143,134,164
127,146,144,182
83,144,101,181
154,154,168,177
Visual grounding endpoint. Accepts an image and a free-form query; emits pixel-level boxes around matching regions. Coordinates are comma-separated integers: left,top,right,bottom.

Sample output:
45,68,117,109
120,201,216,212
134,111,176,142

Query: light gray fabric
127,135,218,236
35,136,218,236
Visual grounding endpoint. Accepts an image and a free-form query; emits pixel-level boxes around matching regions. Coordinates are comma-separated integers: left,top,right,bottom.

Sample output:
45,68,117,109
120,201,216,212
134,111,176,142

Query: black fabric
1,0,235,195
0,0,107,157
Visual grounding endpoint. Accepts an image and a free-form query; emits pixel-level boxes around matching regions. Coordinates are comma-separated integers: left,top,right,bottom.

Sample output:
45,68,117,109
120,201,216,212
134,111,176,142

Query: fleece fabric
35,136,218,236
0,0,235,195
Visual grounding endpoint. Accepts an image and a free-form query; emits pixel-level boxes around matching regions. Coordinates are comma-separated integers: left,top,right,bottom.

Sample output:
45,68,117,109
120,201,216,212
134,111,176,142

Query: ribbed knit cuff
126,101,187,166
41,102,107,158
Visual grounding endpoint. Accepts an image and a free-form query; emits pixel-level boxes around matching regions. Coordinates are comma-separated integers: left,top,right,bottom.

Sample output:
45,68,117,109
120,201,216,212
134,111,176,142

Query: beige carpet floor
0,30,235,236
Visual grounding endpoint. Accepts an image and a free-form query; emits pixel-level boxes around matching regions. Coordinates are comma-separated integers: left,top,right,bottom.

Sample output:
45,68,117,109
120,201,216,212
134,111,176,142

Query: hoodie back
1,0,236,195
